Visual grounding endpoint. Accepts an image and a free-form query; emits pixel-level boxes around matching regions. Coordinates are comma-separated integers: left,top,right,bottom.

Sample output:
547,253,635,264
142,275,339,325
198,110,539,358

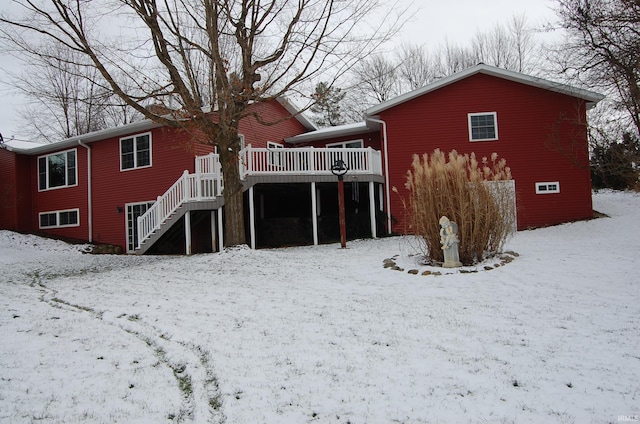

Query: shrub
591,132,640,190
403,149,516,265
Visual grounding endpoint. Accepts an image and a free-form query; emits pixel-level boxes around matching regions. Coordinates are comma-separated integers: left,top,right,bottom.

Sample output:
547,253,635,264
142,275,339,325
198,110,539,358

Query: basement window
535,182,560,194
468,112,498,141
39,208,79,229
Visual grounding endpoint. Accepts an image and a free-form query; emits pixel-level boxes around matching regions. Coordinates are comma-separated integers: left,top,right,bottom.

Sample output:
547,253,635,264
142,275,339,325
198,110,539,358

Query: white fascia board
285,121,378,144
4,120,164,155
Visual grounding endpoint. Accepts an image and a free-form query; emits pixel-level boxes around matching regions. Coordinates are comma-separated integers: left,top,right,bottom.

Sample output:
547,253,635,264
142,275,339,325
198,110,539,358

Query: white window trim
39,208,80,229
468,112,498,142
37,148,78,192
535,181,560,194
120,132,152,171
326,139,364,148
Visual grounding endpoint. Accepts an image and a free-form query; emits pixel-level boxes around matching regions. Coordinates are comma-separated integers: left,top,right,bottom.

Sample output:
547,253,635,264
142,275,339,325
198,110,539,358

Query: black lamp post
331,159,348,248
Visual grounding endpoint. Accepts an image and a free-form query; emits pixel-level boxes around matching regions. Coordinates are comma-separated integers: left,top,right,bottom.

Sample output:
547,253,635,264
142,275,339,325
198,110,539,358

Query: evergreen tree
311,82,347,127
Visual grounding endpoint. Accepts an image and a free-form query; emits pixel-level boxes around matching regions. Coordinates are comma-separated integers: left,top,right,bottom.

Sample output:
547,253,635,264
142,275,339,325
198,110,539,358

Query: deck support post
210,210,216,253
369,181,377,239
337,177,347,248
217,208,224,252
331,159,348,249
311,181,318,245
185,210,192,255
249,185,256,249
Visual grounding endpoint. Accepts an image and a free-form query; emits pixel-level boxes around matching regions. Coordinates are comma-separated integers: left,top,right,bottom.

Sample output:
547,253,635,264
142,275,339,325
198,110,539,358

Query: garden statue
439,216,462,268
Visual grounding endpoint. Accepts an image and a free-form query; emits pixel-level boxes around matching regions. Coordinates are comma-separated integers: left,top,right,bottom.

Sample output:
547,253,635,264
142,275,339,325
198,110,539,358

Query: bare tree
342,15,541,121
469,15,538,73
438,40,476,76
351,54,402,105
552,0,640,137
9,42,139,142
1,0,404,246
396,43,438,90
508,14,537,73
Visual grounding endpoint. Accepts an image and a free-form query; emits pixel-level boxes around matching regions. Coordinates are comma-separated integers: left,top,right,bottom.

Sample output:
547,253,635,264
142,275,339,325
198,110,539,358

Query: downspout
365,117,392,234
78,140,93,242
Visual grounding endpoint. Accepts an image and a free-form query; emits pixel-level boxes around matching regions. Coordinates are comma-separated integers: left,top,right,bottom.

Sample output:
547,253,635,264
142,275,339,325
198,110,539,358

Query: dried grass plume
404,149,516,265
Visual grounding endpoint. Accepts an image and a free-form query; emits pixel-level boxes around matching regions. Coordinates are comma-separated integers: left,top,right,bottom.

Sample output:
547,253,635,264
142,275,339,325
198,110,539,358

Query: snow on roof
1,120,163,155
276,97,317,131
366,63,605,116
2,139,46,151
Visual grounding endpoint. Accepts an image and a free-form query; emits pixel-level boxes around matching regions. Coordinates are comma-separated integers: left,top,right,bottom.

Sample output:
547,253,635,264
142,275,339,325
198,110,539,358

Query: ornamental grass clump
404,149,516,265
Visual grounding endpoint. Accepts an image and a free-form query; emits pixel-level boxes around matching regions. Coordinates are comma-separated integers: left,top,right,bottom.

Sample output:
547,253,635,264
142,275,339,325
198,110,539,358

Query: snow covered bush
403,149,516,265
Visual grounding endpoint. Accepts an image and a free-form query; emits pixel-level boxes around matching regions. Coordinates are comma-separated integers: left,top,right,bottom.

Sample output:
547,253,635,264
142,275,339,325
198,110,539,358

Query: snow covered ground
1,190,639,424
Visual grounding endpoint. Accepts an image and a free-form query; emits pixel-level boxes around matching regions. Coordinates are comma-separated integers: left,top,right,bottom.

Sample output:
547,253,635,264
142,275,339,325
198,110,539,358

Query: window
120,133,152,170
39,209,79,229
38,149,77,191
267,141,283,167
468,112,498,141
327,140,364,171
536,182,560,194
326,140,364,149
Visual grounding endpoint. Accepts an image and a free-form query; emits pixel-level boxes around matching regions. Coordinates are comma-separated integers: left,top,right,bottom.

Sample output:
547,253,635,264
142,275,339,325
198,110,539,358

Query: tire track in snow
28,270,226,423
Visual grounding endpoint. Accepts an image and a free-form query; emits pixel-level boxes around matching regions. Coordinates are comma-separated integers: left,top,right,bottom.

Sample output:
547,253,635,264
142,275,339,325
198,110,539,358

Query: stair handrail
137,154,222,249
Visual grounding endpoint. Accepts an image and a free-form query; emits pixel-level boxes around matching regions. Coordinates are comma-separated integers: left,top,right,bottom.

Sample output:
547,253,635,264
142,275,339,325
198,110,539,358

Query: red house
287,64,604,233
0,64,603,254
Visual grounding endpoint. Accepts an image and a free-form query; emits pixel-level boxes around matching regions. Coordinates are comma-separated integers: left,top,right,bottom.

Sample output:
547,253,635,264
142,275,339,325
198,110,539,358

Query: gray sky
0,0,559,143
401,0,557,45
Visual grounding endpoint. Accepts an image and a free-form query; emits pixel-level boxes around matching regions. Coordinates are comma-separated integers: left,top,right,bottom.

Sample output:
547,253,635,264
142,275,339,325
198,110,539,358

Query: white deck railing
195,152,222,175
239,145,383,177
137,158,223,249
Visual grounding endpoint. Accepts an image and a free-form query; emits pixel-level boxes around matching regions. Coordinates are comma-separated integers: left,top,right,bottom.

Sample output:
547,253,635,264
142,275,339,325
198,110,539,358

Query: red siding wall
239,100,310,147
30,146,90,241
191,100,310,151
16,154,34,232
380,73,592,231
0,148,18,230
90,126,199,249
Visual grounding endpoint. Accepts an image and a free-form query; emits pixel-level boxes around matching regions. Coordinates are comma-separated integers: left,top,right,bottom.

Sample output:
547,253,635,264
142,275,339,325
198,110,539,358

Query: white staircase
135,154,223,254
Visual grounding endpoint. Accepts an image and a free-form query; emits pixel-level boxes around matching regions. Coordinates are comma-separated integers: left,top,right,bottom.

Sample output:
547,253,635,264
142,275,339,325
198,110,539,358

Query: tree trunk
220,145,246,247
